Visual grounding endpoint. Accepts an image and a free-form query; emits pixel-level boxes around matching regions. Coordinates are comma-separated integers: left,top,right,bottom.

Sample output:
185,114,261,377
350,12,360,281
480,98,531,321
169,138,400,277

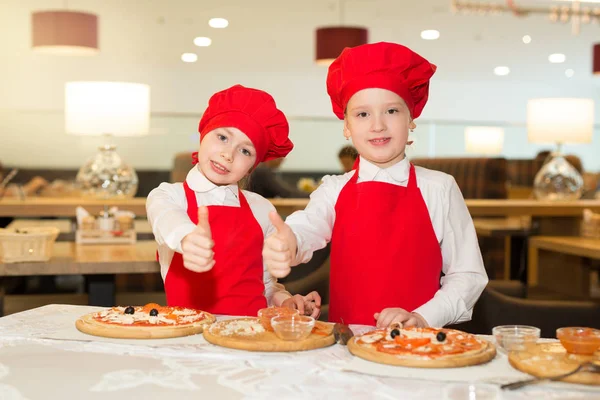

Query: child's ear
343,118,352,140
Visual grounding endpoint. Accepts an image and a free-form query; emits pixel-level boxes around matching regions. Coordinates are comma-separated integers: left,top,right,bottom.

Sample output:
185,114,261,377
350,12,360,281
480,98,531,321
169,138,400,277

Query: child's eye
356,112,368,118
387,108,399,114
217,134,227,142
240,148,252,157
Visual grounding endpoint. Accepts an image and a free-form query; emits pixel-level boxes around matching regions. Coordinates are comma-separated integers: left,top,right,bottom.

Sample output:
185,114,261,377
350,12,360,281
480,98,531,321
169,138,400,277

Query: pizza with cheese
203,317,335,352
347,325,496,368
75,303,216,339
508,343,600,386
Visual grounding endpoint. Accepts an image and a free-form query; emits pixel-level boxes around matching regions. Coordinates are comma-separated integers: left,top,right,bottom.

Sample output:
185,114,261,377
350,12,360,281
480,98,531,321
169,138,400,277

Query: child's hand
281,291,322,318
263,211,297,278
374,308,428,328
181,206,215,273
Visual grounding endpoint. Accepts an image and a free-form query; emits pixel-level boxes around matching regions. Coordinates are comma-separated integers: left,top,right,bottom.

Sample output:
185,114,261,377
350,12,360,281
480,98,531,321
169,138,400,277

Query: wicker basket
581,209,600,239
0,227,60,263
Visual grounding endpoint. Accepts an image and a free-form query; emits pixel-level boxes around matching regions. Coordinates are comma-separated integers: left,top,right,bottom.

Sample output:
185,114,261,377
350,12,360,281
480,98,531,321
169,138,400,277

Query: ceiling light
31,11,98,55
565,69,575,78
315,27,368,66
193,37,212,47
494,66,510,76
181,53,198,63
420,30,440,40
522,35,532,44
209,18,228,28
549,53,566,63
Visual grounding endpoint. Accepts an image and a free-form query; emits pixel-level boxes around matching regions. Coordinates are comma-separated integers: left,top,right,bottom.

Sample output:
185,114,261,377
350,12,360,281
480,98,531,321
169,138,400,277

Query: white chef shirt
146,166,292,307
286,156,488,327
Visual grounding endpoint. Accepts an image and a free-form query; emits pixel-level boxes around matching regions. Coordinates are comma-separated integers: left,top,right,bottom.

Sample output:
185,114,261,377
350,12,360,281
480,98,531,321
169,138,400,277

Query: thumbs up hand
181,206,215,272
263,211,297,278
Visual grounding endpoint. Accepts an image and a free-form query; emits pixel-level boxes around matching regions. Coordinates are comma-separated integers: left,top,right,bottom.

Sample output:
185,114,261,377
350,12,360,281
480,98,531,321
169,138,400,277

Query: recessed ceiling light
565,69,575,78
522,35,531,44
181,53,198,63
494,66,510,76
209,18,228,28
193,37,212,47
420,30,440,40
549,53,566,63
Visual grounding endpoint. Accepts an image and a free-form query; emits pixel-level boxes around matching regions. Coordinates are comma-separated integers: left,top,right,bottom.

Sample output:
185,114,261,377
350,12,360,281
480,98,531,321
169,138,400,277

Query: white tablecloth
0,305,598,400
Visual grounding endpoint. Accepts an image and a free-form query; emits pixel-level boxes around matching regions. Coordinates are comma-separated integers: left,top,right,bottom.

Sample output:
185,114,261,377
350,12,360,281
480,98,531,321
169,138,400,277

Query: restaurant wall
1,0,599,172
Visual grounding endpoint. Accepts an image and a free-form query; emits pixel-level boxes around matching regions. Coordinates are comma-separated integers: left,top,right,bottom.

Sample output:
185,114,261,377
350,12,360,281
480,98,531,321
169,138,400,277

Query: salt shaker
97,206,114,231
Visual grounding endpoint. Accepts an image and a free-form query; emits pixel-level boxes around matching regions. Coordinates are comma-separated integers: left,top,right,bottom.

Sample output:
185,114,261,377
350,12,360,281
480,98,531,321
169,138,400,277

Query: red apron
164,181,267,316
329,163,442,325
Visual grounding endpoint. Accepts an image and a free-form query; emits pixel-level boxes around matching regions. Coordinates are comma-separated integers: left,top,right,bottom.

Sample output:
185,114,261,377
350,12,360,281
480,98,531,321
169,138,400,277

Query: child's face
344,89,411,169
197,127,257,185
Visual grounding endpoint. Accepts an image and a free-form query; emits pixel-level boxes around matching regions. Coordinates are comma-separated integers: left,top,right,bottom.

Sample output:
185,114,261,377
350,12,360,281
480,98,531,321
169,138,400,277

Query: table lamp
65,81,150,199
527,98,594,201
464,126,504,156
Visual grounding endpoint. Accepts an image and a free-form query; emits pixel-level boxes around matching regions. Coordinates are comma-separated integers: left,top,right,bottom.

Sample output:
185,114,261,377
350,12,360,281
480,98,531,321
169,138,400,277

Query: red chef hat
326,42,436,120
195,85,293,167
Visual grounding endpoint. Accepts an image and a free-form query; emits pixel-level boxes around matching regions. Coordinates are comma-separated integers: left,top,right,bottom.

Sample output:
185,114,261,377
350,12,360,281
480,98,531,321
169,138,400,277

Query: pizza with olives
347,325,496,368
75,303,216,339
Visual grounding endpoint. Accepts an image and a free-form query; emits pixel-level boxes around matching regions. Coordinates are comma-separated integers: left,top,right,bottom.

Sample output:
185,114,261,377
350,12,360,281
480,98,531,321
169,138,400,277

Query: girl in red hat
147,85,320,318
263,43,488,327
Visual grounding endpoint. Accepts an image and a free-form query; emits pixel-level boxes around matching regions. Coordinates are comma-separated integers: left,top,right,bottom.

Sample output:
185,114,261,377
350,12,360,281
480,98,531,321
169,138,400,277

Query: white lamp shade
65,82,150,136
527,98,594,144
464,126,504,155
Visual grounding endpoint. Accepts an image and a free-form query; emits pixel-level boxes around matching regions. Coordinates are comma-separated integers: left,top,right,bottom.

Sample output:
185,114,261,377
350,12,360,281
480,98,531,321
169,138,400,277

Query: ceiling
2,0,599,80
1,0,599,119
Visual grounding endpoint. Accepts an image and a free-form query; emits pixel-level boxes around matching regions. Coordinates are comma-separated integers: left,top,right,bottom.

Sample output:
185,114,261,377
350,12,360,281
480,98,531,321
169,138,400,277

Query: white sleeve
413,177,489,328
146,183,197,254
285,173,348,265
263,268,293,306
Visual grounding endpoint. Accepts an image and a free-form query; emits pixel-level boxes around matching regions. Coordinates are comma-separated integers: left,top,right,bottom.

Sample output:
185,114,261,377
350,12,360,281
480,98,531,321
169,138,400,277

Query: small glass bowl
492,325,540,353
257,307,299,331
271,315,315,341
557,327,600,355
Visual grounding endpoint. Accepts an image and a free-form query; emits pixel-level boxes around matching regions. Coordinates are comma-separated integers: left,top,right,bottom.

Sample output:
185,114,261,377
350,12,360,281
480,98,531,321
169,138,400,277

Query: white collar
358,155,410,184
185,166,239,198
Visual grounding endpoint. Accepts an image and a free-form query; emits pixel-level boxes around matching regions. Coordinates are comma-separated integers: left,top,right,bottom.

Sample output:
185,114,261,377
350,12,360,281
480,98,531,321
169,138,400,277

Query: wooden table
473,217,530,237
0,241,159,316
465,199,600,217
2,198,600,218
473,217,531,280
0,197,311,217
528,236,600,300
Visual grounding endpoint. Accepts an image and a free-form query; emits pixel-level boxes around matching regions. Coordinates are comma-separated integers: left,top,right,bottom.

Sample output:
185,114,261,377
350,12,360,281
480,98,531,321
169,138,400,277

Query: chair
451,280,600,338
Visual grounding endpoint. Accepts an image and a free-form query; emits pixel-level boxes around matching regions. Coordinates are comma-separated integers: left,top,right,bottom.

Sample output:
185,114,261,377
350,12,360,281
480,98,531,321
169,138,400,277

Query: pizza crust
347,328,496,368
203,318,336,352
75,311,215,339
509,343,600,386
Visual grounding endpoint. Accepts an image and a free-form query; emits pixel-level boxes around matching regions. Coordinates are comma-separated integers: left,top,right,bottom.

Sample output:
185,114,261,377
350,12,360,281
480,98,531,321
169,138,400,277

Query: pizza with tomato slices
347,325,496,368
75,303,216,339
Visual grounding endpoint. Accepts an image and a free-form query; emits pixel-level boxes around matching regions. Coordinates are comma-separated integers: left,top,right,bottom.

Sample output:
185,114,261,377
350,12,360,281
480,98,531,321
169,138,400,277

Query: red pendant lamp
315,27,368,66
594,43,600,75
315,0,368,66
32,10,98,55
